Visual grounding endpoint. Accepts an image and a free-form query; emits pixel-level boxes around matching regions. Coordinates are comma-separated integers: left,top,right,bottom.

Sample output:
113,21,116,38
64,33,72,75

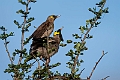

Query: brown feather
30,20,54,39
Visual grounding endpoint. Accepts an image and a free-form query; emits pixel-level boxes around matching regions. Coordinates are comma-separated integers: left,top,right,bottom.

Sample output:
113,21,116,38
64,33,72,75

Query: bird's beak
56,15,61,18
60,26,64,30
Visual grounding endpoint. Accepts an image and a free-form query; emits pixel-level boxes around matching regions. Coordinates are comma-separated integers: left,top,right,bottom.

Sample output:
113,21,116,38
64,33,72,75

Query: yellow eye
53,31,60,36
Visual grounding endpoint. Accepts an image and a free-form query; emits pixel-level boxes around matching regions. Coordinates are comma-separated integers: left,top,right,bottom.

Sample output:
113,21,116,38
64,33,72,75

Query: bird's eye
50,16,54,19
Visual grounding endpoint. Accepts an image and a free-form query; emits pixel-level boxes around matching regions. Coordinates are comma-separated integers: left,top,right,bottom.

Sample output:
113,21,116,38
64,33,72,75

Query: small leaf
60,43,67,47
80,53,83,55
16,9,25,14
80,59,84,63
0,26,7,31
67,40,73,43
28,7,31,10
27,17,34,23
31,0,37,3
79,26,84,33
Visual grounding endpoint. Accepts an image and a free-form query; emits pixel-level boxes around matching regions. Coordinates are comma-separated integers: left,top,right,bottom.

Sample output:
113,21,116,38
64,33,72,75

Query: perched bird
29,15,60,39
29,27,64,65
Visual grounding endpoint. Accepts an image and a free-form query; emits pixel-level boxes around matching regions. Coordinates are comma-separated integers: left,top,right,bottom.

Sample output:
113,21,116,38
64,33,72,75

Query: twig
18,0,31,64
72,0,106,74
101,76,110,80
4,39,13,64
87,51,108,79
32,54,40,69
79,68,85,76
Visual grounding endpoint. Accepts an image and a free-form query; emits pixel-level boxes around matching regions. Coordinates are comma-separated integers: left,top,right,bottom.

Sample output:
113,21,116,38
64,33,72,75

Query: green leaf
72,34,81,39
77,61,80,67
9,32,14,36
80,53,83,55
103,7,109,13
16,9,25,14
67,40,73,44
80,59,84,63
74,42,81,50
79,26,84,33
14,20,21,28
49,62,61,69
0,26,7,31
86,20,90,25
31,0,37,3
63,73,69,77
75,68,79,73
18,0,27,5
27,17,35,23
60,43,67,47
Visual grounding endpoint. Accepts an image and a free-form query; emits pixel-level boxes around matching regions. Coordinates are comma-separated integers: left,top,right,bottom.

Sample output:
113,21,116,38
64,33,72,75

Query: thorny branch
18,0,31,64
87,51,108,80
72,0,106,74
4,39,18,80
4,39,13,64
79,68,85,76
101,76,110,80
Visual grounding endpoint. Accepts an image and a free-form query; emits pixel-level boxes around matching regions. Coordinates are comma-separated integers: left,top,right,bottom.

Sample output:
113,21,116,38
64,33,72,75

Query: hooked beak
56,15,61,18
60,26,64,30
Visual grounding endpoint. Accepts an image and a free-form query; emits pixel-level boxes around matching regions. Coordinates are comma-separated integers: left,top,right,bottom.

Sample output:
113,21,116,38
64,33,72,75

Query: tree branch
87,51,108,80
4,39,13,64
72,0,106,74
79,68,85,76
18,0,31,64
101,76,110,80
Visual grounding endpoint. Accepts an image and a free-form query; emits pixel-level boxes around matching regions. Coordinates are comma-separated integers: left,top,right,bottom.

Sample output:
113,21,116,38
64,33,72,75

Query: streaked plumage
29,15,60,39
29,28,64,64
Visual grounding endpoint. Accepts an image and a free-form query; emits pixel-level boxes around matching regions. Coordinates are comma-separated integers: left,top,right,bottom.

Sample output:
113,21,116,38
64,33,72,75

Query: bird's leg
45,58,50,67
46,29,50,66
31,53,40,68
40,56,43,60
39,55,46,63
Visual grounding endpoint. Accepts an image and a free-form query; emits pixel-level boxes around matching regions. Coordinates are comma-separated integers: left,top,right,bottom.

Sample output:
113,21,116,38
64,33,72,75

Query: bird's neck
46,19,54,23
54,36,61,43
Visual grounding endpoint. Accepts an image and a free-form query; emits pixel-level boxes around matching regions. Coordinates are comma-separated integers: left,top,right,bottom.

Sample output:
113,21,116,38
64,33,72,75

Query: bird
29,15,60,39
29,27,64,65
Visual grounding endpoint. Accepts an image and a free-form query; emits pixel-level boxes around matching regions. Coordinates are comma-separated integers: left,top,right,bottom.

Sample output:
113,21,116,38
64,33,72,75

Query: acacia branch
87,51,108,79
18,0,31,64
79,68,85,76
4,39,13,64
72,0,106,74
101,76,110,80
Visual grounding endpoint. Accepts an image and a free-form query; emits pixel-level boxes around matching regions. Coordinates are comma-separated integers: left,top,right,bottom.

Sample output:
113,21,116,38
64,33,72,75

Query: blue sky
0,0,120,80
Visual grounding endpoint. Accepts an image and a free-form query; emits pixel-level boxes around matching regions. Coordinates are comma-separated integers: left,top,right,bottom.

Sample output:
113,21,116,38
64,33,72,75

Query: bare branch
4,39,13,64
79,68,85,76
101,76,110,80
87,51,108,79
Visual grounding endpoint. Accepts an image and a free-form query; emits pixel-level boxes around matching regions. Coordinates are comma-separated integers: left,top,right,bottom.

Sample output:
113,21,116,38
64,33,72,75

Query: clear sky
0,0,120,80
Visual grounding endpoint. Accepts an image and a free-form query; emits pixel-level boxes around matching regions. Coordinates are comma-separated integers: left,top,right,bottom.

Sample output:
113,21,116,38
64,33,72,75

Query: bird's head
53,27,64,42
47,15,60,22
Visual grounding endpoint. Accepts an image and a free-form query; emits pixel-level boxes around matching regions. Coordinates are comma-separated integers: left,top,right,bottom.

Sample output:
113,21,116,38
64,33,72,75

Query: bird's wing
30,21,50,39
